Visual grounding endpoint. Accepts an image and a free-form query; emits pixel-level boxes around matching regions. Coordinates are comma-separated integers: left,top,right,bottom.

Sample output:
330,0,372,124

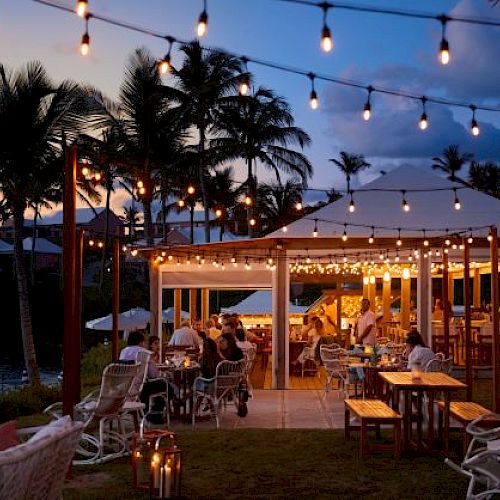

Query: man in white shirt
169,320,200,346
355,298,376,346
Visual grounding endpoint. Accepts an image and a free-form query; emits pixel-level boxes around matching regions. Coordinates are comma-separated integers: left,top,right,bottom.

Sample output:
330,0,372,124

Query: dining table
158,363,200,421
379,371,466,455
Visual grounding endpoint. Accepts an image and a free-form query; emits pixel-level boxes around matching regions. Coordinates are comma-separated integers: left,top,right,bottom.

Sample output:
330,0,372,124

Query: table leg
443,392,451,455
345,407,351,439
427,391,435,450
361,420,367,457
404,390,411,451
394,419,402,460
416,391,423,448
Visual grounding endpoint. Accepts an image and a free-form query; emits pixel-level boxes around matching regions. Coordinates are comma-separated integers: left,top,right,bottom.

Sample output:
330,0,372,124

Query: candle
163,462,172,497
152,452,161,490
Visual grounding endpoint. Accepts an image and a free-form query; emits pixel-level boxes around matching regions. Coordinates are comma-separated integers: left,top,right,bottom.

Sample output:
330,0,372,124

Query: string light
249,218,256,227
423,229,429,247
419,96,428,130
348,191,356,213
320,3,333,52
215,208,223,218
470,105,480,136
76,0,88,18
453,188,461,210
88,239,95,247
244,194,252,206
282,225,288,233
187,185,195,195
467,232,474,244
80,14,90,56
295,200,303,211
363,86,372,121
245,257,251,270
178,199,185,207
342,223,348,242
488,233,493,242
196,0,208,37
401,190,410,212
368,226,375,244
93,172,101,181
308,73,319,110
438,15,450,65
239,57,250,96
397,228,402,247
131,248,138,257
313,219,319,237
158,36,174,75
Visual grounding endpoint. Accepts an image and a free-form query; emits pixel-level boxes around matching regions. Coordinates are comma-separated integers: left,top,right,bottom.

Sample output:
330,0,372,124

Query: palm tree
257,179,304,233
469,161,500,198
212,87,312,236
329,152,371,193
123,205,141,240
0,62,85,385
87,48,186,246
432,145,473,181
167,41,243,243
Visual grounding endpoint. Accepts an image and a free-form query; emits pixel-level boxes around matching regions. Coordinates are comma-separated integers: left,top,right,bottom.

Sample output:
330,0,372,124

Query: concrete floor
169,389,347,430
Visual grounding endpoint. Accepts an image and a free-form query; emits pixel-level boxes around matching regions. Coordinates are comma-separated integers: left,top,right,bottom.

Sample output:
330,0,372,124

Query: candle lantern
150,435,183,499
131,419,178,494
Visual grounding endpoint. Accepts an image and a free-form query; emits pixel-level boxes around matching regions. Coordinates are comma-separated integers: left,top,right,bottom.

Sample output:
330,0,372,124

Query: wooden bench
437,401,492,455
344,399,402,459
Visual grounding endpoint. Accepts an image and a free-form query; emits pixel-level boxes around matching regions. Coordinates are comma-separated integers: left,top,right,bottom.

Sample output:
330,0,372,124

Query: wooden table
379,371,466,455
158,365,200,421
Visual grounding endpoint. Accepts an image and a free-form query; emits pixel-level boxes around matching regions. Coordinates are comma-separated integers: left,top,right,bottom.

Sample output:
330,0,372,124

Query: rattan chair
320,345,348,397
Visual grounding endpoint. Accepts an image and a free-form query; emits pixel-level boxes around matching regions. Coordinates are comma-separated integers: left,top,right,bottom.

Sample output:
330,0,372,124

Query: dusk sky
1,0,499,212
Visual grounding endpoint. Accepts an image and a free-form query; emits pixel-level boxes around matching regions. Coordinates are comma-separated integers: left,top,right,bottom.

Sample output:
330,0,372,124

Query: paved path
170,389,347,430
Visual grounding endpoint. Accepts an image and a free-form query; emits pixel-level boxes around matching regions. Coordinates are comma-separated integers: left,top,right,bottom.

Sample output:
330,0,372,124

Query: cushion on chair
0,421,18,451
28,415,72,443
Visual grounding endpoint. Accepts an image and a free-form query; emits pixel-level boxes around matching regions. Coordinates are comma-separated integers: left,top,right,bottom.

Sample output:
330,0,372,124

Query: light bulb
80,32,90,56
187,185,195,195
244,195,252,206
215,208,222,218
81,166,89,176
158,56,171,75
471,119,480,136
249,218,256,226
419,112,428,130
383,271,391,282
239,75,250,96
94,172,101,181
137,180,144,189
197,10,208,37
309,90,319,110
368,236,374,244
348,200,355,213
363,101,371,121
295,201,303,211
342,232,348,242
454,199,461,210
402,268,410,280
76,0,88,17
423,239,429,247
445,238,451,246
369,275,376,284
138,187,146,195
403,200,410,212
321,25,333,52
488,234,493,242
88,239,94,246
178,199,185,207
439,38,450,65
313,230,318,238
468,236,473,244
397,239,402,247
282,226,288,233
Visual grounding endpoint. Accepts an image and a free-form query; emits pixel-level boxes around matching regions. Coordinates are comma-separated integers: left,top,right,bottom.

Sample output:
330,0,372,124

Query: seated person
205,319,221,341
405,332,435,370
293,318,325,365
120,331,174,422
218,332,244,362
148,335,161,364
169,320,201,347
432,299,444,321
235,329,253,350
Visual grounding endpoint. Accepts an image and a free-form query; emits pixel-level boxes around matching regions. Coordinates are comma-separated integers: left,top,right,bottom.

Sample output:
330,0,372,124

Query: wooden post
382,275,391,334
73,228,83,403
417,249,432,347
111,238,120,362
272,248,289,389
490,227,500,411
442,249,450,360
336,296,342,337
368,279,376,311
149,259,160,340
473,267,481,309
62,147,77,417
401,274,411,331
448,273,454,306
463,239,473,401
189,289,197,325
201,288,210,323
362,274,368,298
174,289,182,329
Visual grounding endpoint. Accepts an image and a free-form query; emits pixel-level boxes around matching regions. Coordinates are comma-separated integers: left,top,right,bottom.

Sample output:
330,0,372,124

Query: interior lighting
80,14,90,56
363,86,372,121
402,268,411,280
383,271,391,282
453,189,461,210
215,208,223,218
320,4,333,53
438,15,450,65
419,96,428,130
76,0,88,18
470,105,480,136
369,275,376,284
197,0,208,37
308,73,319,110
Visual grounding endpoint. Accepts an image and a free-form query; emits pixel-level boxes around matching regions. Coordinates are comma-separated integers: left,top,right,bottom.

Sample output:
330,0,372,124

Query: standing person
205,319,221,340
218,332,244,361
169,320,201,347
354,298,377,346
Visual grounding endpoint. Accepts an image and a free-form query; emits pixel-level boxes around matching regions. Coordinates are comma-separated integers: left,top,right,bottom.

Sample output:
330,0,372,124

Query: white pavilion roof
221,290,308,315
268,165,500,239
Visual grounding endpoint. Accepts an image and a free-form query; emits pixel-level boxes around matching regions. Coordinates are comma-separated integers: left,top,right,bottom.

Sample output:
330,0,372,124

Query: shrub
0,385,62,423
81,341,125,386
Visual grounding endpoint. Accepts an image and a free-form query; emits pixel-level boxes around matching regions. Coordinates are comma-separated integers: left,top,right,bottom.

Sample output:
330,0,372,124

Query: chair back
241,344,257,376
425,353,452,373
127,350,150,401
90,363,139,424
214,360,245,398
320,346,344,374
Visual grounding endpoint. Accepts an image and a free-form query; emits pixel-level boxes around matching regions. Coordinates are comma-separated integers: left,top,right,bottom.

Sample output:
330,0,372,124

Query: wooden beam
149,259,159,341
442,249,450,360
473,267,481,309
189,289,197,324
401,276,411,331
111,238,120,362
73,228,83,403
201,288,210,323
382,275,391,334
490,227,500,411
174,289,182,329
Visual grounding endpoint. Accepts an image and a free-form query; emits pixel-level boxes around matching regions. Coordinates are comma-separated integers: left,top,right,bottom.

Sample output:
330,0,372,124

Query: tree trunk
13,201,40,386
190,201,194,244
198,125,210,243
161,195,167,241
143,195,153,246
99,186,111,291
247,158,253,237
30,208,38,284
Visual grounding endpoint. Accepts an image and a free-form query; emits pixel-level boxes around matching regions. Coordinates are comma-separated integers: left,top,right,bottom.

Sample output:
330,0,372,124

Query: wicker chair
320,345,348,397
241,344,257,393
0,420,83,500
45,362,139,465
192,360,245,429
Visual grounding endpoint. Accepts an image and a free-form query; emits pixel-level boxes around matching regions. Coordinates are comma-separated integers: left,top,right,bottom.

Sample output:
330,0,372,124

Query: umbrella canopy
162,307,190,323
85,309,148,331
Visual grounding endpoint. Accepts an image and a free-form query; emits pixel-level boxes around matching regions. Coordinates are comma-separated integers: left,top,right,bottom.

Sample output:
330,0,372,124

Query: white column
272,249,289,389
417,251,432,346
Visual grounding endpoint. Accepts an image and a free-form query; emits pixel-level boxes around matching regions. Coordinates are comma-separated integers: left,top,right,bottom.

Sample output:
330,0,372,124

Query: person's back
169,321,199,346
408,344,436,370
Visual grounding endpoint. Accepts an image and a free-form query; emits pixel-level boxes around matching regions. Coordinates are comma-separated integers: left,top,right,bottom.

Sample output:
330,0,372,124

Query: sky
1,0,499,214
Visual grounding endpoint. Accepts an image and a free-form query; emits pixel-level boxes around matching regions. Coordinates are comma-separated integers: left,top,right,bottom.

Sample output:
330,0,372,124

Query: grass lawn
63,429,468,500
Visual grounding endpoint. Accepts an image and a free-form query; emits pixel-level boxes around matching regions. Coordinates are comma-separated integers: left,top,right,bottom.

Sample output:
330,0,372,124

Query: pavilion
134,165,500,407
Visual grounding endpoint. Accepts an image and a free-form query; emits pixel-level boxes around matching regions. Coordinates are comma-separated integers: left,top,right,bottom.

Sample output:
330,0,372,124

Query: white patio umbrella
162,307,190,323
85,310,148,331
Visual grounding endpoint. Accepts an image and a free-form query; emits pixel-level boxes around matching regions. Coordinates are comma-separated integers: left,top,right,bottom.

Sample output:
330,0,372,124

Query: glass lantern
150,435,183,499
